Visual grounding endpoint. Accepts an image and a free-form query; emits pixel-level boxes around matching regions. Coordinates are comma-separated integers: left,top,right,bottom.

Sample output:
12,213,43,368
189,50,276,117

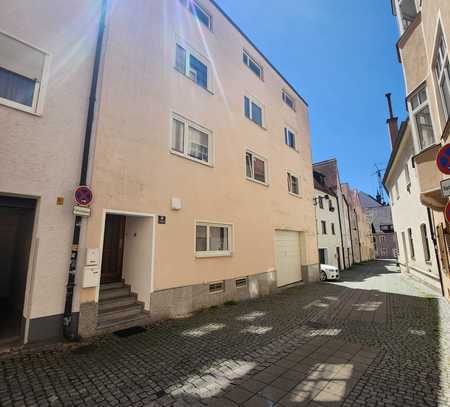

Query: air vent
209,281,224,294
236,277,248,288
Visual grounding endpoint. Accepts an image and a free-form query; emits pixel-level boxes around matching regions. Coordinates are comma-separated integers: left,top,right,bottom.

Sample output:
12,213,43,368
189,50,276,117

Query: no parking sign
436,144,450,175
74,186,93,206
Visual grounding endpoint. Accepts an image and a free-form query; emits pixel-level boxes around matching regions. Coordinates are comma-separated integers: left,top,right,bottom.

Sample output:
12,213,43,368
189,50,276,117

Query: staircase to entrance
97,281,150,333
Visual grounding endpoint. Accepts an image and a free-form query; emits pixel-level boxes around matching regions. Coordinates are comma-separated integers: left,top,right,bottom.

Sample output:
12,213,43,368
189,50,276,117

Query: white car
320,264,340,281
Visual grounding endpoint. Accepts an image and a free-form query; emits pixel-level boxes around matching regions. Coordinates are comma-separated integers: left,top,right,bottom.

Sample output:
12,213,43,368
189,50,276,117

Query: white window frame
434,26,450,123
0,30,51,116
179,0,212,31
175,40,212,92
420,223,431,263
245,150,268,186
243,50,263,80
282,90,296,111
170,113,213,166
284,127,297,150
408,85,435,151
287,171,301,197
244,95,265,128
195,221,233,258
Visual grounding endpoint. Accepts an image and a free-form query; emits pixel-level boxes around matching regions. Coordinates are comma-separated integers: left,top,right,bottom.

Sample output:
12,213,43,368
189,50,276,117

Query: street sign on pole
74,185,93,206
441,179,450,198
436,144,450,175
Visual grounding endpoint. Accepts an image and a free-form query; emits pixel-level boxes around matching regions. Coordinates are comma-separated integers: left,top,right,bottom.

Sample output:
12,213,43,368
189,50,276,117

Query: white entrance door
275,230,301,287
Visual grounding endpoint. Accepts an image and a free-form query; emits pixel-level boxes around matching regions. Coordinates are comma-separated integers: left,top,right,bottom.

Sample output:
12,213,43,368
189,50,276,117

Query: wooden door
101,214,126,284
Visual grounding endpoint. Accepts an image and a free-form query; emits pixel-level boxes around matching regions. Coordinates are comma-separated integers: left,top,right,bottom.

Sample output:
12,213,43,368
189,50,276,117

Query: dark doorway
0,196,36,344
336,247,342,271
101,214,126,284
318,248,327,265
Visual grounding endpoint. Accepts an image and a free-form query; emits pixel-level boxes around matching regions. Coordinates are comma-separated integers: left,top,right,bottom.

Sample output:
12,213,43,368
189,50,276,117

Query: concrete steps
97,281,149,332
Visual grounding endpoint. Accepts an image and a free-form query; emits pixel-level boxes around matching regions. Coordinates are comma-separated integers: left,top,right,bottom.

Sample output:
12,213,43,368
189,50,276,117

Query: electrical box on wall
82,266,100,288
86,248,100,266
171,197,182,210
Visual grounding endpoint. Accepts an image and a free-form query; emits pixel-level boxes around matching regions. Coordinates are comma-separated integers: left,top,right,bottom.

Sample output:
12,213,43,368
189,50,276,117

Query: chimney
385,93,398,148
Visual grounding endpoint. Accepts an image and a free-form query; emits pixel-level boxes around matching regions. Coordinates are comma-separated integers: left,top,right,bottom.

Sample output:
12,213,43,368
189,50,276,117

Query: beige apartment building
390,0,450,298
0,0,103,345
0,0,318,344
76,0,319,336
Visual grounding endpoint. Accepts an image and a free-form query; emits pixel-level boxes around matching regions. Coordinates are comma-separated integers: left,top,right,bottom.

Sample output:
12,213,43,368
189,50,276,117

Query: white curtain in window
172,119,185,153
210,227,228,251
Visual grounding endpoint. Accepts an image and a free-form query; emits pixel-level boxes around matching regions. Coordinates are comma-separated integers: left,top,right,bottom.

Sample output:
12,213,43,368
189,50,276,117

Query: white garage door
275,230,302,287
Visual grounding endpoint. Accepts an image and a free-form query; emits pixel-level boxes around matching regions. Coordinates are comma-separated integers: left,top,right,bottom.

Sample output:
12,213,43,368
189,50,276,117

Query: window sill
245,117,267,131
170,150,213,167
288,191,301,199
246,177,269,187
196,251,232,258
0,97,41,116
174,67,214,95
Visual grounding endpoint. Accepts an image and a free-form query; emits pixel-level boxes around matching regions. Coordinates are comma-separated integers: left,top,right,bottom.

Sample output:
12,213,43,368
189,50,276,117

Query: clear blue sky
216,0,407,197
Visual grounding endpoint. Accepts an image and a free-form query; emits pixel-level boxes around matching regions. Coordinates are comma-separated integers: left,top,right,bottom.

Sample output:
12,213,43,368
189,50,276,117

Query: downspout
335,192,346,270
346,199,355,265
428,208,445,297
63,0,108,341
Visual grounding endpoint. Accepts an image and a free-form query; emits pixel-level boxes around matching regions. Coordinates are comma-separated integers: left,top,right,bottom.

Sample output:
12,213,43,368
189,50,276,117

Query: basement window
0,31,49,114
236,277,248,288
209,281,224,294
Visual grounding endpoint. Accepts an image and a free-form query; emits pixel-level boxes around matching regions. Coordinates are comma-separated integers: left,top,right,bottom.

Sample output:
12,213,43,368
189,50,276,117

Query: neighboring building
341,183,358,265
314,171,343,270
359,192,398,260
0,0,102,345
384,116,442,293
76,0,319,337
388,0,449,297
313,159,353,269
351,189,376,262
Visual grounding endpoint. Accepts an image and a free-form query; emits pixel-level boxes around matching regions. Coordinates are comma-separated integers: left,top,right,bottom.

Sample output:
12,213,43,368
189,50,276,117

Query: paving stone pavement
1,261,450,407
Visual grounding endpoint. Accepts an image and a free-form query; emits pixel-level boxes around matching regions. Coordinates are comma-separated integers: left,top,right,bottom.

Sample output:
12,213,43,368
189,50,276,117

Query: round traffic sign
436,144,450,175
74,186,93,206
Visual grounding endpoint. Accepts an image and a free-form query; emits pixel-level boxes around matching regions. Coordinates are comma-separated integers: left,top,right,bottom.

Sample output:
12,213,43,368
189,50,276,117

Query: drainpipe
335,192,346,270
63,0,108,341
428,208,445,297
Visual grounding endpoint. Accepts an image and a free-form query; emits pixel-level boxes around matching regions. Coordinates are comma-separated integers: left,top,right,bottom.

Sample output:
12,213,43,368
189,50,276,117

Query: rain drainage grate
113,326,147,338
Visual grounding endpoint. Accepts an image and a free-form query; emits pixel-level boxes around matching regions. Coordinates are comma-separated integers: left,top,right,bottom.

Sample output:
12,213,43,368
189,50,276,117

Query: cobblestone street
1,261,450,407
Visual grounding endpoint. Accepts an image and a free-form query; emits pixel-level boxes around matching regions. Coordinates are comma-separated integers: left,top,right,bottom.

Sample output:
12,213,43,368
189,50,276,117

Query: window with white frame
405,163,411,189
408,228,415,260
284,127,296,149
246,151,267,184
434,29,450,122
179,0,212,30
196,223,232,256
282,90,295,111
244,96,264,127
243,50,263,80
287,172,300,196
175,43,210,90
171,114,212,164
0,32,49,114
409,86,435,150
420,223,431,262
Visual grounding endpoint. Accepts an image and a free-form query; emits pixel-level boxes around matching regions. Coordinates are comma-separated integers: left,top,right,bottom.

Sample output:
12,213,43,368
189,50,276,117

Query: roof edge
208,0,309,107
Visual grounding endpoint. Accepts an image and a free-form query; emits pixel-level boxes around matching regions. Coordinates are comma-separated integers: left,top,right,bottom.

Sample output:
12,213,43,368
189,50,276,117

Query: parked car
320,264,340,281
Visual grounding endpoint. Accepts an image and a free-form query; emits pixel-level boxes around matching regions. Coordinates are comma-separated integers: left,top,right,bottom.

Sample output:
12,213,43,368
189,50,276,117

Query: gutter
62,0,108,341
